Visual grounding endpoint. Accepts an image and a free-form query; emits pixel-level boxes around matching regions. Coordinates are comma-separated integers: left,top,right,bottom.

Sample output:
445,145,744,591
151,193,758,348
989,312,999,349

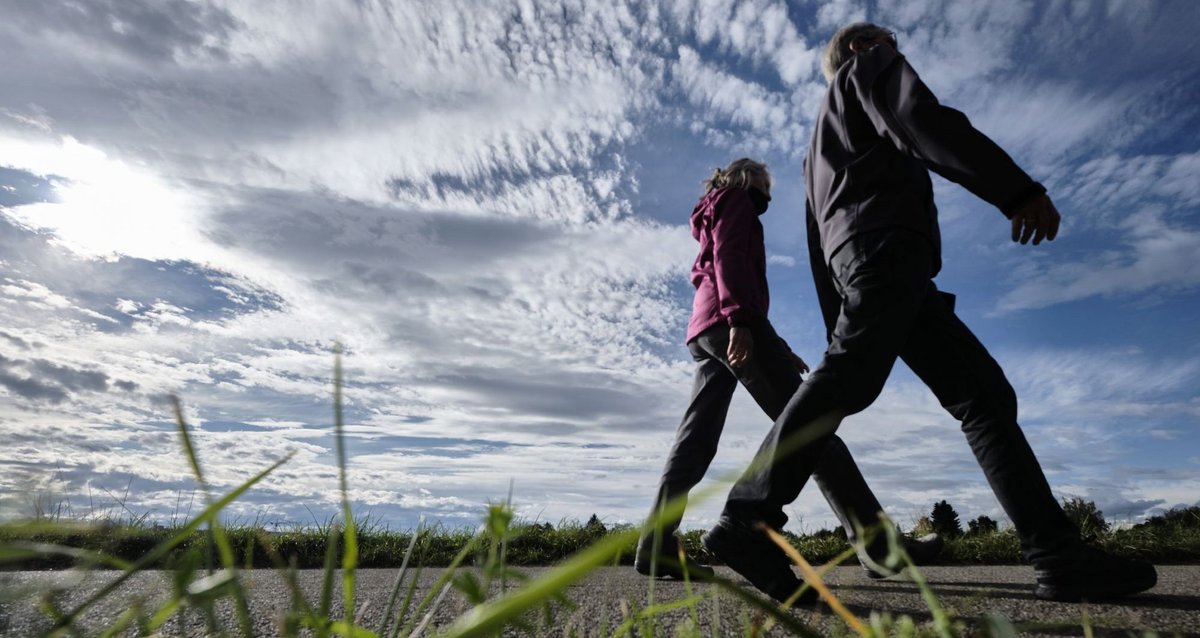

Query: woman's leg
694,320,886,537
644,338,738,542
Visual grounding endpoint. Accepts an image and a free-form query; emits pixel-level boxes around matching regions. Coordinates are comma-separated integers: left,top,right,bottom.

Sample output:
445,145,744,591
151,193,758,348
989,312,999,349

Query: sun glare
1,135,208,262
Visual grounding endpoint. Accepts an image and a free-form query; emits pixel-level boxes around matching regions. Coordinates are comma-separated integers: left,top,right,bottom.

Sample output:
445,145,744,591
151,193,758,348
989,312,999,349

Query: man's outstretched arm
851,46,1060,243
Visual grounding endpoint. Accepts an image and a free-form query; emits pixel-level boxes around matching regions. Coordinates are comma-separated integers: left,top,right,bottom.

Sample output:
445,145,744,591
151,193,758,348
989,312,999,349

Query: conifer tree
930,500,963,538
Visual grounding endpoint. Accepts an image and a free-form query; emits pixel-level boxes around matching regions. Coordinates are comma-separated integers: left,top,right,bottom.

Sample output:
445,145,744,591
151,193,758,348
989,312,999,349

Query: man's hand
727,326,753,368
1011,194,1061,245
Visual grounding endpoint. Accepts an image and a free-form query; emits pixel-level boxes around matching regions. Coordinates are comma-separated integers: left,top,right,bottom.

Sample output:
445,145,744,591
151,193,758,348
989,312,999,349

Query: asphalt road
2,565,1197,636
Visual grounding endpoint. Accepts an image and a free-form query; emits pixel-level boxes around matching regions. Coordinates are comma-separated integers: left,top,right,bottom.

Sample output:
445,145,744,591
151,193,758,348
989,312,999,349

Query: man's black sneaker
702,518,815,604
1033,544,1157,601
862,533,944,579
634,536,715,581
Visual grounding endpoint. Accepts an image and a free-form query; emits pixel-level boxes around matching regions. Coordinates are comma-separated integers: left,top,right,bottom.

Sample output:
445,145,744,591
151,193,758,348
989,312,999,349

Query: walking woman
636,158,940,599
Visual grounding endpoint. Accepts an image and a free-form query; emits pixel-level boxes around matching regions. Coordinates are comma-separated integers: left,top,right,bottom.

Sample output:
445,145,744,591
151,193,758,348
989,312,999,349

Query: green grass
2,350,1194,636
6,514,1198,572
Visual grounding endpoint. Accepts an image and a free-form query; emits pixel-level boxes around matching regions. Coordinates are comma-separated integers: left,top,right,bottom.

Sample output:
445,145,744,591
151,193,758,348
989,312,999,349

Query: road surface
2,565,1197,636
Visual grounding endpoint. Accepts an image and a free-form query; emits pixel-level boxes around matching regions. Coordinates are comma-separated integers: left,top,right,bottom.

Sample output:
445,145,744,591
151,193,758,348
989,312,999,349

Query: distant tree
912,516,934,537
1135,506,1200,530
583,513,607,539
930,500,963,538
967,515,999,536
1062,498,1109,540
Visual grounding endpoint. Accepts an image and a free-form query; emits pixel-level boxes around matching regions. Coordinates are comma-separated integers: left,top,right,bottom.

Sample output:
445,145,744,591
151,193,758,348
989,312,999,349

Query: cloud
964,80,1139,164
6,0,238,62
1050,152,1200,228
0,353,136,405
0,331,34,351
1004,348,1200,422
672,46,814,157
0,137,213,262
667,0,820,86
815,0,867,31
0,174,701,524
878,0,1033,90
996,207,1200,312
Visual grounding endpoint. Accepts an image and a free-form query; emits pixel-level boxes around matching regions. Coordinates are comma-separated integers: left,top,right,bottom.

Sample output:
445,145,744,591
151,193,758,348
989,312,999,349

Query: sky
1,0,1198,535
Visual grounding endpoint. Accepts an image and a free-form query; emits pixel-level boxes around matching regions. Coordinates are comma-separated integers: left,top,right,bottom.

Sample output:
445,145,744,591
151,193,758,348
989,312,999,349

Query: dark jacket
686,187,769,343
804,44,1045,278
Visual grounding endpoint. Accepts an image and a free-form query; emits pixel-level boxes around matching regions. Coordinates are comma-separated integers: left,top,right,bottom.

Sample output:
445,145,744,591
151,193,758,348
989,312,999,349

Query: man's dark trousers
649,319,887,545
723,229,1075,562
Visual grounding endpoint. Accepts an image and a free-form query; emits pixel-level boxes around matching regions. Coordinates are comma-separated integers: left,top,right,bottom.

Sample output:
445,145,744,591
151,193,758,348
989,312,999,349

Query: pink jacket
686,187,770,343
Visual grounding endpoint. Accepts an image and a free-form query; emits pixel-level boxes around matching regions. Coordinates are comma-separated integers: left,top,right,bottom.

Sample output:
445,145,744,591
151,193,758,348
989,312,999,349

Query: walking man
702,23,1157,602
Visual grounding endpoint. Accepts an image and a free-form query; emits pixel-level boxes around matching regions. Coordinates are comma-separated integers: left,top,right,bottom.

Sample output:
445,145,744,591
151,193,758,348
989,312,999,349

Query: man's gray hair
821,22,888,83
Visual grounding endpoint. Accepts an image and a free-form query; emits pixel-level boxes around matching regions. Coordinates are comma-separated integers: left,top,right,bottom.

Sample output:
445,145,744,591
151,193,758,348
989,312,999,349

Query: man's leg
704,231,934,601
701,320,890,547
723,230,934,530
898,286,1156,600
897,286,1076,561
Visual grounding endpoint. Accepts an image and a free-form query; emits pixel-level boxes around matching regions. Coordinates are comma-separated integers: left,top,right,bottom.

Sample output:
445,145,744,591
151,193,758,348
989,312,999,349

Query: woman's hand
779,337,810,374
790,351,810,374
727,326,753,368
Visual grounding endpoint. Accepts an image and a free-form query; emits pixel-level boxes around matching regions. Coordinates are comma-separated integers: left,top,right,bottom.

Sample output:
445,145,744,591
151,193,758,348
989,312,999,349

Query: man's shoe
634,536,715,581
702,518,815,603
1033,544,1157,602
862,533,944,579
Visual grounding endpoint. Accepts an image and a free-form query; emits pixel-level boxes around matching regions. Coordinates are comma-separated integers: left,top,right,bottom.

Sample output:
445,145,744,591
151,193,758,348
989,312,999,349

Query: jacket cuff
1001,182,1047,218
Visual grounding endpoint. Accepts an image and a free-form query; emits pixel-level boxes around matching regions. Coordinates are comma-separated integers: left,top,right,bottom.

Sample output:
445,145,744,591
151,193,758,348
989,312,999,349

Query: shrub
1062,497,1109,541
967,515,998,536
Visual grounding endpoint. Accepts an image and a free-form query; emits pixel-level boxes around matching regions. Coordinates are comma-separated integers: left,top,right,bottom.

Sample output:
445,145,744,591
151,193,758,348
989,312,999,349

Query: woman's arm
711,189,763,329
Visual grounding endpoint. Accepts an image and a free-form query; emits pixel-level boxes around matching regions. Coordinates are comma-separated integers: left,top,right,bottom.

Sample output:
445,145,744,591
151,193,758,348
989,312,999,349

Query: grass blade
761,524,867,636
881,522,956,638
333,345,359,628
440,528,639,638
329,620,382,637
409,581,453,637
171,396,256,637
703,574,822,638
377,524,423,636
389,561,426,638
678,543,702,632
400,531,482,637
0,542,134,570
51,451,294,631
320,522,342,637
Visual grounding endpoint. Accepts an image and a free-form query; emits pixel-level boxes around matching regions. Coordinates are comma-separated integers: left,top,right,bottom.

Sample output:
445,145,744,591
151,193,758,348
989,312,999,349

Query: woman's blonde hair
703,157,770,194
